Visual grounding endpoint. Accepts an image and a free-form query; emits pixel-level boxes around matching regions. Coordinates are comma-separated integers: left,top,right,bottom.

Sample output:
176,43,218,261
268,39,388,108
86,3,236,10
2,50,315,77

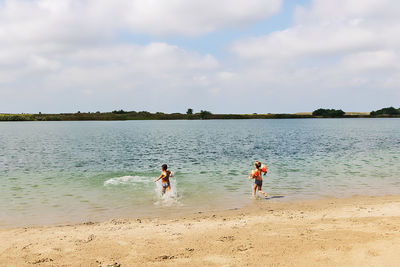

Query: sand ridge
1,195,400,266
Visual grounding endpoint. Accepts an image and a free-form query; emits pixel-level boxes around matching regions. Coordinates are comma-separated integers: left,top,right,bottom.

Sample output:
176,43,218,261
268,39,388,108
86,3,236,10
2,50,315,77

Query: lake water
0,119,399,227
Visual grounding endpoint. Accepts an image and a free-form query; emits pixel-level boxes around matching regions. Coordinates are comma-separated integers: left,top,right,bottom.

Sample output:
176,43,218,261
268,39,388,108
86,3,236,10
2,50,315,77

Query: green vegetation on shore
0,106,398,121
0,111,313,121
312,108,345,117
370,107,400,117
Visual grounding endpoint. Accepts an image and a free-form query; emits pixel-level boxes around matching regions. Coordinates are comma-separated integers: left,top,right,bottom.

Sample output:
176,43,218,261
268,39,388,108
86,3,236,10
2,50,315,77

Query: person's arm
249,169,255,180
154,174,165,182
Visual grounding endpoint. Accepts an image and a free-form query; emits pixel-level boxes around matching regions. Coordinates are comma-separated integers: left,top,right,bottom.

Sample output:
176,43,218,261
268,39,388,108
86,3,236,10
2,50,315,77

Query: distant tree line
1,106,399,121
312,108,345,117
370,107,400,116
112,109,128,114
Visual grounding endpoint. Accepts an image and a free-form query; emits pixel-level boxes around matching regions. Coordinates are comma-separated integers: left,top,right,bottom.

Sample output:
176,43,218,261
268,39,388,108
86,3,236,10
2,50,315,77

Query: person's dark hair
254,161,261,169
161,164,168,171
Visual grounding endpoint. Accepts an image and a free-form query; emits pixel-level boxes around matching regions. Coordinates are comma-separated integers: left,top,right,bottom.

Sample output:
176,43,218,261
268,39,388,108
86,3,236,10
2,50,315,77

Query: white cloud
0,0,282,44
229,0,400,111
120,0,282,35
0,40,222,112
340,50,398,73
231,0,400,61
43,43,219,91
232,25,377,59
0,0,282,112
1,0,399,113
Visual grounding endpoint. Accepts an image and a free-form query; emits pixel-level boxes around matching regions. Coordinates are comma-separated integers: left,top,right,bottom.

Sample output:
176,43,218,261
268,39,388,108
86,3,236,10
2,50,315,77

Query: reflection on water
0,119,399,227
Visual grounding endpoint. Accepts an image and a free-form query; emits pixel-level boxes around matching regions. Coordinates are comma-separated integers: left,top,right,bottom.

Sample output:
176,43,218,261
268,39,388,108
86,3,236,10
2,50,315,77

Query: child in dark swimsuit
249,161,268,198
154,164,172,195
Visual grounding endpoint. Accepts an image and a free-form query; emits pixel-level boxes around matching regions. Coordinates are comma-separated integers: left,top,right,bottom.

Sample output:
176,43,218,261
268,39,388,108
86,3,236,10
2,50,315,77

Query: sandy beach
1,195,400,266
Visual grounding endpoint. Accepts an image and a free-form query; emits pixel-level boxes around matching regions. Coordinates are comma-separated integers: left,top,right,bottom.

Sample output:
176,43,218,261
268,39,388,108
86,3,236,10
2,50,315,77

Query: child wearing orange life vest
248,161,268,197
154,164,172,195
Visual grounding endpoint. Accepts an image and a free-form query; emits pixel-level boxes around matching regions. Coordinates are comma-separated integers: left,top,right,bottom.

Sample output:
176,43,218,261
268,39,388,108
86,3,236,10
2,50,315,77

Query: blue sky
0,0,399,114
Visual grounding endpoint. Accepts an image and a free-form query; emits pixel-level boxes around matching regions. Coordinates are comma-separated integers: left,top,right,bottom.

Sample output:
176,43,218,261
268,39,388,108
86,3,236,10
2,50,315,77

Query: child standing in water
249,161,268,198
154,164,172,195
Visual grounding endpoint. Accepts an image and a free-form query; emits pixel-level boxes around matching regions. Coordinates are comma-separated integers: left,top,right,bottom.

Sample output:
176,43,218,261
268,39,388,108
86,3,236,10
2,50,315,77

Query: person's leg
166,185,171,192
252,184,257,197
258,186,267,197
162,186,166,195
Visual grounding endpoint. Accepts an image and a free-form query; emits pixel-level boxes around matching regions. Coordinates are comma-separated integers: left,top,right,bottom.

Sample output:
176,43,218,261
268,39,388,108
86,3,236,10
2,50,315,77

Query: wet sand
1,195,400,266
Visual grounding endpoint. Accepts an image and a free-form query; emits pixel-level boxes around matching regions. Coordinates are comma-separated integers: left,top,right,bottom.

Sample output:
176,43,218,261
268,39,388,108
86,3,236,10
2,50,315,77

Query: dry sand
1,195,400,266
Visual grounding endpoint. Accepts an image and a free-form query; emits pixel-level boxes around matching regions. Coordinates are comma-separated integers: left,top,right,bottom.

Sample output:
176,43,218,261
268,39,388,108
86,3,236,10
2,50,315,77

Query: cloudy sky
0,0,399,114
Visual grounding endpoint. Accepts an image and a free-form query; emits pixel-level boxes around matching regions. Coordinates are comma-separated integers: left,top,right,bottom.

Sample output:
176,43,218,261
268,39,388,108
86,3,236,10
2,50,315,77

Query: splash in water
154,177,181,207
104,176,149,186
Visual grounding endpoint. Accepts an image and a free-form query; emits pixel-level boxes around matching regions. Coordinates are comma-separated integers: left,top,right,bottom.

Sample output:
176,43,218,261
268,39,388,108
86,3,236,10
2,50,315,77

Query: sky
0,0,399,114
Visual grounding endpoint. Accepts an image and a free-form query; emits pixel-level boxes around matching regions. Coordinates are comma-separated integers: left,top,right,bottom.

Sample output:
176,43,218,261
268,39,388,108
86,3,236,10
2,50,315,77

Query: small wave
104,176,149,186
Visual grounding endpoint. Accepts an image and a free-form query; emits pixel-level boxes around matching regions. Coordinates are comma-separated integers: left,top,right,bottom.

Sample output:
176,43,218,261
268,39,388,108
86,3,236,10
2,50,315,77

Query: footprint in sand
236,244,253,252
29,258,53,264
156,255,175,261
367,250,380,257
218,236,235,242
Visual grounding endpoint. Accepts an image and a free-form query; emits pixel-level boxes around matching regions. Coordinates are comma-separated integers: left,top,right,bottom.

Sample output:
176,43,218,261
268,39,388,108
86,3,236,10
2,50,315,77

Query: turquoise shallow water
0,119,399,227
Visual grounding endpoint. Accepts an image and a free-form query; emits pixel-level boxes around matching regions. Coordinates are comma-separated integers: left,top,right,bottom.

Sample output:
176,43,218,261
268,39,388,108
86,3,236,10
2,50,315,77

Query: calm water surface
0,119,399,227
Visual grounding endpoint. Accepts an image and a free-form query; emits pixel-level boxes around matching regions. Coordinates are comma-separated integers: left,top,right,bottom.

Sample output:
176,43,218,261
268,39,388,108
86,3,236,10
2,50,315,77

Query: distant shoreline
1,112,399,121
